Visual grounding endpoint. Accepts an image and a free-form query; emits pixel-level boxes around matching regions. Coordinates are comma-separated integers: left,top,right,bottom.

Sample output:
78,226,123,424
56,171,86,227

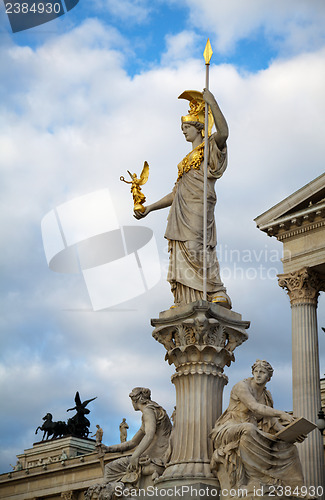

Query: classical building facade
2,383,325,500
0,437,132,499
255,172,325,493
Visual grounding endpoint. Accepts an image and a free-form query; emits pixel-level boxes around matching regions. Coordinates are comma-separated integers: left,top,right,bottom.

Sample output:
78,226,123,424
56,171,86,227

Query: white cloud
182,0,325,55
1,16,325,474
161,30,201,66
93,0,151,23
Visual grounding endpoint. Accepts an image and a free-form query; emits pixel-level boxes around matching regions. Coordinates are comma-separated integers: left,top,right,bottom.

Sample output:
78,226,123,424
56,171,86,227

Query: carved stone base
151,301,249,485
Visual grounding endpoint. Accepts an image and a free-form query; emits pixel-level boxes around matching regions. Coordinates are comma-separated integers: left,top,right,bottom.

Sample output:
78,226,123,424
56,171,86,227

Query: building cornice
257,201,325,240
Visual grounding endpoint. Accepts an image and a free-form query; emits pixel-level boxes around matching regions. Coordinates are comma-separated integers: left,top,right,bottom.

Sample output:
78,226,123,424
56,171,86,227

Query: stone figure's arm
268,416,286,432
261,415,306,442
234,382,294,423
99,428,145,453
134,191,174,220
202,88,228,150
127,408,157,470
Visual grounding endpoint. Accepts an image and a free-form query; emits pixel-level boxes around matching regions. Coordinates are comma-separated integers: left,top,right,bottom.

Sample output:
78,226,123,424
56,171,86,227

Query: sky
1,0,325,475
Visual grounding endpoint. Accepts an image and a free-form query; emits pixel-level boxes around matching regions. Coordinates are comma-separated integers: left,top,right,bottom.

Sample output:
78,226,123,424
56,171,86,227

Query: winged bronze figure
67,391,97,438
120,161,149,213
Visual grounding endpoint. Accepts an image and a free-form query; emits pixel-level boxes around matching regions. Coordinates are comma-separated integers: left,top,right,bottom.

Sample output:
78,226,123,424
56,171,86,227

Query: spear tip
203,38,213,65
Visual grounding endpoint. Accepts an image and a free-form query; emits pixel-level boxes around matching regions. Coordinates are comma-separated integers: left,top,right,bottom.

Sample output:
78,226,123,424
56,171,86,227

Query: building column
278,267,325,494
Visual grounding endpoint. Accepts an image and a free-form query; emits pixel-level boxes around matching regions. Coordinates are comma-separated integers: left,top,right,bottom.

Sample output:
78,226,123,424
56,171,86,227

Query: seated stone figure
85,387,172,500
210,360,305,493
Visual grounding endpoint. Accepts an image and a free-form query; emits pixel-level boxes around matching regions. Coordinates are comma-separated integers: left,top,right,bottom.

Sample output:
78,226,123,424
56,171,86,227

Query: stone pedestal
151,301,249,486
279,267,325,494
18,436,96,469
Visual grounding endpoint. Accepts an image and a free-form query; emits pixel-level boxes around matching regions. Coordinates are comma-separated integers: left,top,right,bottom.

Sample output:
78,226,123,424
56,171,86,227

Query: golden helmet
178,90,214,137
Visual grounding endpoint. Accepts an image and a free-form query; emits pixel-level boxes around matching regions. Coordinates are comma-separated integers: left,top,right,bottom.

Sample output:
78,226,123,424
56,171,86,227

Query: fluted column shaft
164,345,228,481
279,268,325,495
151,302,249,487
292,302,320,422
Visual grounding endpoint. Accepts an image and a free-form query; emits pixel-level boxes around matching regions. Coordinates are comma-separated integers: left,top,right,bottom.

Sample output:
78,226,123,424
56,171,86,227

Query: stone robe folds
104,403,171,485
210,378,304,491
165,133,227,305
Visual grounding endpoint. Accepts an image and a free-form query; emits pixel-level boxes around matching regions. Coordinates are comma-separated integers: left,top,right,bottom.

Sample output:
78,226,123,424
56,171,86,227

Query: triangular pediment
255,172,325,231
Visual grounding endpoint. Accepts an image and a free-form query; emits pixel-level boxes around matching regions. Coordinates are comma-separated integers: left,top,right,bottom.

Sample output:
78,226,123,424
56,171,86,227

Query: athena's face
181,123,201,143
253,366,269,386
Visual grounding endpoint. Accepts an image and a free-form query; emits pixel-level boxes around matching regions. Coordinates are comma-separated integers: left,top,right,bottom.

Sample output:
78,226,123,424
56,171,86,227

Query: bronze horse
35,413,68,440
35,392,97,440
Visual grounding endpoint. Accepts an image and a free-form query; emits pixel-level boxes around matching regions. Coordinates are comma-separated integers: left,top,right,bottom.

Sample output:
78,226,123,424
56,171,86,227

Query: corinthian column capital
278,267,325,306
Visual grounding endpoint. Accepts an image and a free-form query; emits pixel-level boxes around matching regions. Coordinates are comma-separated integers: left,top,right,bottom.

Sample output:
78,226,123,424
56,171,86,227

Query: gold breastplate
177,142,204,181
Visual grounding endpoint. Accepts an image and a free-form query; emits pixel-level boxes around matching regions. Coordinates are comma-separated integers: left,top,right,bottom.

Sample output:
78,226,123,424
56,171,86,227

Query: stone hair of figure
210,360,305,493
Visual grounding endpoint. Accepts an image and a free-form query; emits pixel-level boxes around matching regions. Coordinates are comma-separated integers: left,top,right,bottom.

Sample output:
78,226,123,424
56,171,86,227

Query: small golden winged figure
120,161,149,213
